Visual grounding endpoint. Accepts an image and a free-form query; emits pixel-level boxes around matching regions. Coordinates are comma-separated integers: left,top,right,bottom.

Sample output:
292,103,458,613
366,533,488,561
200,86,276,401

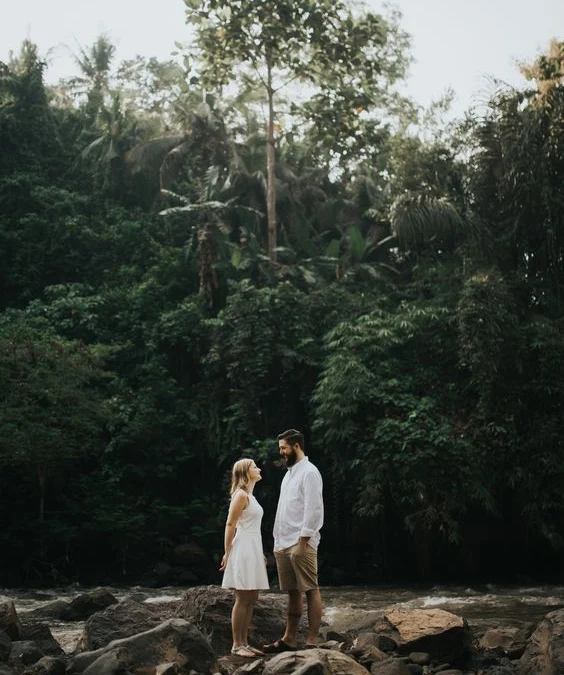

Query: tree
185,0,410,262
0,312,111,524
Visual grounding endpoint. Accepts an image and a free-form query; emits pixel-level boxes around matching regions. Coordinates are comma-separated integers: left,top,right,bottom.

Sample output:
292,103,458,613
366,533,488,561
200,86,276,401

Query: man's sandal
231,646,257,658
262,639,297,654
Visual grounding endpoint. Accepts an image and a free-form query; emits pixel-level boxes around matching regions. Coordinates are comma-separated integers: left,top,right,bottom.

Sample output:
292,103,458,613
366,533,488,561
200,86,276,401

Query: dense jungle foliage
1,2,564,587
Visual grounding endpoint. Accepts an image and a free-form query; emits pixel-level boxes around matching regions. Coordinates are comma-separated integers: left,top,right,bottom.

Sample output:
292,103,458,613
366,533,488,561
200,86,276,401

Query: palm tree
66,34,116,124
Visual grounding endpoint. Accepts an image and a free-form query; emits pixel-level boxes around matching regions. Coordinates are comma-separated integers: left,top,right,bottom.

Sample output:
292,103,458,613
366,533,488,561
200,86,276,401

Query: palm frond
390,193,465,252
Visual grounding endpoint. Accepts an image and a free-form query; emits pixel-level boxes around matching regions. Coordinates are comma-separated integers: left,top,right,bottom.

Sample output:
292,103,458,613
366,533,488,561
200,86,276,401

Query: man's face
279,439,298,467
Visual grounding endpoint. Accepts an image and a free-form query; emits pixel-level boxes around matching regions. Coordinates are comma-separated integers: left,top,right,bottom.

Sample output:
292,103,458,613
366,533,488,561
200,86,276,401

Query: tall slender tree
185,0,408,262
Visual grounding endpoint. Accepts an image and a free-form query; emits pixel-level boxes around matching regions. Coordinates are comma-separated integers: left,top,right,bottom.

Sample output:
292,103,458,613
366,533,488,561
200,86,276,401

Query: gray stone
370,658,412,675
75,598,162,652
67,619,213,675
177,586,288,656
518,608,564,675
8,640,43,666
0,601,22,641
0,633,12,662
61,590,118,622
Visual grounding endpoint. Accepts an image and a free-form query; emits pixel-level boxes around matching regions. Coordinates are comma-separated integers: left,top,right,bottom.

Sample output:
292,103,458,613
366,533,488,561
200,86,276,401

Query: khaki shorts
274,544,318,592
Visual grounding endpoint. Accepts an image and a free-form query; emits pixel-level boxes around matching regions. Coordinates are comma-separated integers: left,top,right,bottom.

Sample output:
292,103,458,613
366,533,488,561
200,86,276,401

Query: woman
220,458,269,658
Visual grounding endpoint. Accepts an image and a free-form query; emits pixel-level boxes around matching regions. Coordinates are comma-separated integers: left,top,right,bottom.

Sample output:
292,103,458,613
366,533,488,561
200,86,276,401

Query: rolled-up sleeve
300,470,324,538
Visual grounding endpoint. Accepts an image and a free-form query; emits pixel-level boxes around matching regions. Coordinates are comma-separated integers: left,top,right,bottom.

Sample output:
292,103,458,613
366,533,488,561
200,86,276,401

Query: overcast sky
1,0,563,117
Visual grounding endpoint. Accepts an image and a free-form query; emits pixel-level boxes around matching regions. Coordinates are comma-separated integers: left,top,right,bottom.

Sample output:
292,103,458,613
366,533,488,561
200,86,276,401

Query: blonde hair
230,458,254,496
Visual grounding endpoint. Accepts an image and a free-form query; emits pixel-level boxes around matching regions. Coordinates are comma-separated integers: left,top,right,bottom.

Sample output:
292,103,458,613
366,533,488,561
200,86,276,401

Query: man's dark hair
277,428,304,449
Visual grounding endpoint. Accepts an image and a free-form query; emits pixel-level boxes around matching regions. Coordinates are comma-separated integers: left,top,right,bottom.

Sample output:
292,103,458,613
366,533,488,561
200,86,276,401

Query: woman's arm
219,490,248,571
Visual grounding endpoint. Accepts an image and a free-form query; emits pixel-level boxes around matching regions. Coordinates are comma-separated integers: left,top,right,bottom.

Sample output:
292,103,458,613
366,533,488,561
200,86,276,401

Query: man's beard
283,448,298,467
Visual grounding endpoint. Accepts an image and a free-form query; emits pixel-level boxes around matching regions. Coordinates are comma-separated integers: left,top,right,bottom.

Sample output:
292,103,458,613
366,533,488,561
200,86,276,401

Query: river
5,583,564,653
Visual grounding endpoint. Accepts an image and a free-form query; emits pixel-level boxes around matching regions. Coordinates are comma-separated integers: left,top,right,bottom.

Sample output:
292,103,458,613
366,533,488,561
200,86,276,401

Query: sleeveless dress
222,491,270,590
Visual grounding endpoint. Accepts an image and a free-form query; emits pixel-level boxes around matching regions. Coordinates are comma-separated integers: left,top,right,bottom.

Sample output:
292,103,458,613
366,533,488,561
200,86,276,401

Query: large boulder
0,600,23,641
75,598,163,652
8,640,43,667
61,591,118,622
176,586,288,655
518,608,564,675
67,618,213,675
26,601,70,622
20,622,64,657
371,607,472,663
0,633,12,662
480,625,534,659
261,648,371,675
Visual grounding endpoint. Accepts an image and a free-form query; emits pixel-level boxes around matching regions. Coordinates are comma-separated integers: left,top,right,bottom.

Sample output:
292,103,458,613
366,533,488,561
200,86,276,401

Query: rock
177,586,288,656
0,601,23,641
26,656,67,675
372,608,472,663
407,653,430,666
518,608,564,675
479,626,533,659
406,664,422,675
67,619,213,675
8,640,43,667
61,591,118,622
262,648,369,675
370,658,412,675
0,633,12,662
76,598,163,652
26,602,70,622
232,660,263,675
20,622,64,656
0,665,17,675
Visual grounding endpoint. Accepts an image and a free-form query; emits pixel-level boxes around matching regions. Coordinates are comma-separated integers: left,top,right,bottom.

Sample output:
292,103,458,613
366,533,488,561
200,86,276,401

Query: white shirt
273,456,324,551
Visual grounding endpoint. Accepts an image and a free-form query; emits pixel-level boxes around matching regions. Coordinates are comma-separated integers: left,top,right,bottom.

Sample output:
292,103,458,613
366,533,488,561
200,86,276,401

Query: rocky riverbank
1,586,563,674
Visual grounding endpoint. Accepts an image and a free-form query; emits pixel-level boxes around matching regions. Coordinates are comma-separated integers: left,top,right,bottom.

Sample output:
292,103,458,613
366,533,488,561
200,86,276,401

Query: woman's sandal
246,645,265,655
231,646,257,658
262,639,297,654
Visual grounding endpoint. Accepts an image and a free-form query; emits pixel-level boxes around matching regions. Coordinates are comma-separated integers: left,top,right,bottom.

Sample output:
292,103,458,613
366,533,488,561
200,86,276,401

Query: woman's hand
219,553,228,572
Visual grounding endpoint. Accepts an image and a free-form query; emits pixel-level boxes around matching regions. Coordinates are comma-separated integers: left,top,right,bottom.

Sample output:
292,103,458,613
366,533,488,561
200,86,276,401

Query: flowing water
4,584,564,653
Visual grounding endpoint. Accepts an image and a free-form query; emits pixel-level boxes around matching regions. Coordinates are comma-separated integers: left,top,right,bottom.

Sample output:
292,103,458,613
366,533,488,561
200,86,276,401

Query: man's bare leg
281,589,302,646
305,588,322,645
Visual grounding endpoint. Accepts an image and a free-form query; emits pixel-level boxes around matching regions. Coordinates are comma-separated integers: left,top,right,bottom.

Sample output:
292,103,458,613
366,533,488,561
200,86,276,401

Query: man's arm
298,470,324,549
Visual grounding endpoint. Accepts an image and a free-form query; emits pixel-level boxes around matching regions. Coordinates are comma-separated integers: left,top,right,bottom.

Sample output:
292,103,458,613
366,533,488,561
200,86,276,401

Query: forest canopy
1,5,563,586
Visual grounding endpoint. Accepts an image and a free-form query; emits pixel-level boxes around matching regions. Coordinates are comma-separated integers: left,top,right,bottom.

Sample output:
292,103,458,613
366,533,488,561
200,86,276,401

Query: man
263,429,324,653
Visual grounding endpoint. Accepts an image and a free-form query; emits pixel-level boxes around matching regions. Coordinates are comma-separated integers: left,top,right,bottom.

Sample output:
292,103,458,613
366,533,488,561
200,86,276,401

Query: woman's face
249,461,262,482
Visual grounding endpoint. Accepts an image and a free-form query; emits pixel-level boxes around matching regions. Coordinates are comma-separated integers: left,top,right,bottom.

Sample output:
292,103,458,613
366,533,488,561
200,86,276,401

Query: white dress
222,491,270,590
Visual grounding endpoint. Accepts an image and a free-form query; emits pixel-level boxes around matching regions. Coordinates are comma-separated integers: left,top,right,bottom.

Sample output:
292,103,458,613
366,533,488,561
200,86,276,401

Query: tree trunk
266,62,277,263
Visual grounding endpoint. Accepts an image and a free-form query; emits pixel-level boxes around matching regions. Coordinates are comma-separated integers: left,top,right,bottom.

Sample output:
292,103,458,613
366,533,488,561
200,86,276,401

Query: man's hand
297,536,310,552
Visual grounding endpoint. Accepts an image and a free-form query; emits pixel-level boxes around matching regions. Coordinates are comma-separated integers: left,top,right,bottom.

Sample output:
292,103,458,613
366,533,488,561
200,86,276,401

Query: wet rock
8,640,43,667
26,602,70,622
0,664,17,675
479,626,533,659
20,623,63,657
0,633,12,662
262,648,369,675
518,608,564,675
61,591,118,622
370,658,411,675
0,601,23,641
407,653,430,666
177,586,287,656
372,608,472,663
25,655,67,675
67,619,213,675
75,598,163,652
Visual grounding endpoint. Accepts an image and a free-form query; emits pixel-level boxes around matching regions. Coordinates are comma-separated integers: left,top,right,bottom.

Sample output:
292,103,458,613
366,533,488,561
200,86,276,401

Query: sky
1,0,563,117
